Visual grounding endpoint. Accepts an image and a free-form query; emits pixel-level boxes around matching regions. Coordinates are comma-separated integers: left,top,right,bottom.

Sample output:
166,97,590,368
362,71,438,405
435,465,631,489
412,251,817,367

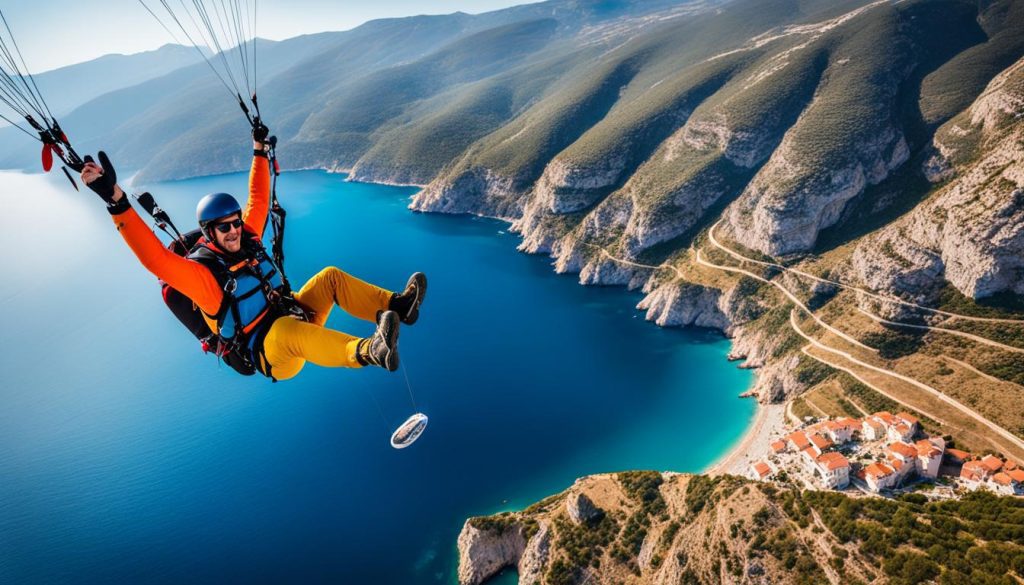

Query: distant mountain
32,44,203,118
5,3,1024,579
0,0,712,176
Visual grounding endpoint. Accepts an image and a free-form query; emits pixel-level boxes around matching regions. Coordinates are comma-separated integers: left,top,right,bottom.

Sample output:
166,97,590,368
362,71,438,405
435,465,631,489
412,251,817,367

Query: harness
191,233,296,376
139,192,306,381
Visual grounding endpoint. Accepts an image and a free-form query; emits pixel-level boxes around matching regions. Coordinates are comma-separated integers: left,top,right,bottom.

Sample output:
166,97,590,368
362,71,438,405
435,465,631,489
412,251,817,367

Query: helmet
196,192,241,238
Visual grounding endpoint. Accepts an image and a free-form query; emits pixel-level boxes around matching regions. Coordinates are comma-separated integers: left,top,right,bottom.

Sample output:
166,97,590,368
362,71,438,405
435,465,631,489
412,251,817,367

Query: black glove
83,151,117,203
252,119,270,144
84,151,130,214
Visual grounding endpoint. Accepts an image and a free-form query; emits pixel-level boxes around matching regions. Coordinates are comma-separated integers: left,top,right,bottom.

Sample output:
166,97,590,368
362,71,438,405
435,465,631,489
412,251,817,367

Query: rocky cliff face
411,167,529,220
457,518,551,585
456,472,879,585
852,56,1024,301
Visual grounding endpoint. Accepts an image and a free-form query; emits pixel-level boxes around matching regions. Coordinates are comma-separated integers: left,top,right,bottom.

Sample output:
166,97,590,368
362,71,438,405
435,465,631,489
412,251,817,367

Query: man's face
212,213,243,253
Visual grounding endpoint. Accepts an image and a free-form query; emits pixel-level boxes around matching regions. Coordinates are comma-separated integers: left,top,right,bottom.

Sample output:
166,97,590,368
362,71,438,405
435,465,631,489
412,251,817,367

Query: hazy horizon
2,0,545,73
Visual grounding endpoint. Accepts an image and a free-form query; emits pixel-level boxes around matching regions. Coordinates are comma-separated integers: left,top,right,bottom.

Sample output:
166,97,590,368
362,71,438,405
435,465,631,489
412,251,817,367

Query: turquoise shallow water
0,169,754,584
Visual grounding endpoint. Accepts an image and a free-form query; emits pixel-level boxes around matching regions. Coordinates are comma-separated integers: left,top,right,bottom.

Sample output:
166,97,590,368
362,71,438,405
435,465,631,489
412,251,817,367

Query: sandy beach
705,402,786,477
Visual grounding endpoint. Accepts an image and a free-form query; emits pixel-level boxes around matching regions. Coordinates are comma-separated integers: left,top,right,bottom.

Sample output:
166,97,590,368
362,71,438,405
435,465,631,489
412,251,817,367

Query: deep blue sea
0,169,754,584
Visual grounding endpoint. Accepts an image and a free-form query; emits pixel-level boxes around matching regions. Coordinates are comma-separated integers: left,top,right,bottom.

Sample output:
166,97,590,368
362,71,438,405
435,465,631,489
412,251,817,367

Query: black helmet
196,192,241,239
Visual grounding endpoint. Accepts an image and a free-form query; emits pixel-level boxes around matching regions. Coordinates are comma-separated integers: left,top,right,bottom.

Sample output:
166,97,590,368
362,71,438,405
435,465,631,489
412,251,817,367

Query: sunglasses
213,218,243,233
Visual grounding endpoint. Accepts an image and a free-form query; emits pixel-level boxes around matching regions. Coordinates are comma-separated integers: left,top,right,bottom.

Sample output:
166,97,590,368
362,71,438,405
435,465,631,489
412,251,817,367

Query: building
800,446,818,468
749,461,774,481
826,418,860,444
888,442,918,465
865,462,898,492
914,438,945,479
990,473,1017,496
961,460,990,486
770,440,787,454
896,412,920,431
809,434,833,456
887,422,915,443
814,452,850,489
945,448,970,464
980,455,1004,475
862,418,886,441
787,431,811,452
1008,469,1024,495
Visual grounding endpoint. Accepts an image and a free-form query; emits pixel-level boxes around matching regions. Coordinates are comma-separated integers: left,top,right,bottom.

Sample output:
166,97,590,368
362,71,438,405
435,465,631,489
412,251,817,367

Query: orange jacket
112,154,272,317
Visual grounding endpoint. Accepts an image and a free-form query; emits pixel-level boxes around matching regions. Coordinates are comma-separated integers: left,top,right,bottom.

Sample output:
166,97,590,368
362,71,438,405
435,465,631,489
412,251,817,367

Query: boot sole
377,310,400,372
402,272,428,325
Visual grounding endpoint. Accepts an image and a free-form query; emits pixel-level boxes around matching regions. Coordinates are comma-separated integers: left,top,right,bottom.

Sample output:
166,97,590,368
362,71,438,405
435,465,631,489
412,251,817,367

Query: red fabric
41,144,53,172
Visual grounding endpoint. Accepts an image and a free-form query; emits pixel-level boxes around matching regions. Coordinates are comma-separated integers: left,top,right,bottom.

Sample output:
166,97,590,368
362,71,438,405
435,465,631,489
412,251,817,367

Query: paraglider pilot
79,124,426,381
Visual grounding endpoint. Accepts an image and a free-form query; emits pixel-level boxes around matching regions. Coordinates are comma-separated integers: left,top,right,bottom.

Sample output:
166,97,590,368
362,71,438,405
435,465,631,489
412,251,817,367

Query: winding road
706,220,1024,325
585,226,1024,459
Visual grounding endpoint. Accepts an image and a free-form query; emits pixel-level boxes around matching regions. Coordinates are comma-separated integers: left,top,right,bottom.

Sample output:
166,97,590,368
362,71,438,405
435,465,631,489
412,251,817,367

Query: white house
914,438,945,479
865,462,898,492
887,422,915,443
862,418,886,441
814,452,850,489
749,461,774,481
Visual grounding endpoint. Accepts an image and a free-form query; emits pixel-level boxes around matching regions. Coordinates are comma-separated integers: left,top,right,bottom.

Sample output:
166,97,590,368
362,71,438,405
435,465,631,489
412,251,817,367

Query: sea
0,168,754,584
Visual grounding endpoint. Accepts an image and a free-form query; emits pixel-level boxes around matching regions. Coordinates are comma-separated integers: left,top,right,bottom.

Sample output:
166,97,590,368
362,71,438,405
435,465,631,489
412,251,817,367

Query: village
748,410,1024,498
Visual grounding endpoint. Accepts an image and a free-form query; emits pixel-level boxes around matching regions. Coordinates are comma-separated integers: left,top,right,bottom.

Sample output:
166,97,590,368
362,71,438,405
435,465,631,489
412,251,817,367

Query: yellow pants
260,266,393,380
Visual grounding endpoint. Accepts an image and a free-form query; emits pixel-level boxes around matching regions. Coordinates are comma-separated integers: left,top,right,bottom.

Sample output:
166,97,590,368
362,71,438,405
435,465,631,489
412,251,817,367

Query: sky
1,0,543,73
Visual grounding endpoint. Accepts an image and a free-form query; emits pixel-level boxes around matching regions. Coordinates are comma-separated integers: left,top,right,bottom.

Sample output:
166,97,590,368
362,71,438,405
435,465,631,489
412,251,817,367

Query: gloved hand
81,151,118,204
252,119,270,144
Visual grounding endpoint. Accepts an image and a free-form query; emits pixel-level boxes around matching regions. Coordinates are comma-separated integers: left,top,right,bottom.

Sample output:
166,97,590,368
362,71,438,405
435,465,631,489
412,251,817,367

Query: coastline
131,166,773,480
704,402,786,477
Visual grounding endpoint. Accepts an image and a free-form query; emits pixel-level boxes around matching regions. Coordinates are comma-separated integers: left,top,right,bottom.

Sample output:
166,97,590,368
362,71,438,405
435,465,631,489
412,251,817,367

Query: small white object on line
391,413,429,449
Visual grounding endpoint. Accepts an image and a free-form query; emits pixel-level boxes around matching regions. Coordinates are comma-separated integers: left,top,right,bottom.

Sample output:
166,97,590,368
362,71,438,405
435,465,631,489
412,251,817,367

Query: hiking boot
389,272,427,325
357,310,400,371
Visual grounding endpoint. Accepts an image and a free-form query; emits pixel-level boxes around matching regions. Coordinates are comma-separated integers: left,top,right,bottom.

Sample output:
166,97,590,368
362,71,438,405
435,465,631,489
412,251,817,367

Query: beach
705,403,787,477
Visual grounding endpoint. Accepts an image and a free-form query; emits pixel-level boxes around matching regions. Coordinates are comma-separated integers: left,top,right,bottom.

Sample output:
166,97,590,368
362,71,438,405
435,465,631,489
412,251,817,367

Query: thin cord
400,360,418,411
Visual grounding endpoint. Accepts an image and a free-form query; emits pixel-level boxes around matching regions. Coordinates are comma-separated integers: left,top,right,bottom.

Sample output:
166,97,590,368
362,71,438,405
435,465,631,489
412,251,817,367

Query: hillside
3,1,1023,582
31,44,203,118
457,472,1024,585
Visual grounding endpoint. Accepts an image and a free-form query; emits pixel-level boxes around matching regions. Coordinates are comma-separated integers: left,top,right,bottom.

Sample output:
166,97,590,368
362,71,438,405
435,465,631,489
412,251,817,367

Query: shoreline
704,402,786,477
123,166,773,481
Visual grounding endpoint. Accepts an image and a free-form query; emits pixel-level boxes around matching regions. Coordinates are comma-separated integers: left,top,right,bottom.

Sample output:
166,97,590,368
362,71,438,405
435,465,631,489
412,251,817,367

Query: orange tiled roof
838,417,861,430
889,442,918,459
801,446,818,458
873,411,897,425
992,472,1013,486
810,434,832,449
788,431,811,449
980,455,1004,472
1007,469,1024,483
889,457,905,471
753,461,772,478
896,412,919,425
864,419,885,431
770,440,787,453
866,463,895,479
961,461,988,481
946,448,970,460
914,440,941,458
817,452,850,471
893,423,912,436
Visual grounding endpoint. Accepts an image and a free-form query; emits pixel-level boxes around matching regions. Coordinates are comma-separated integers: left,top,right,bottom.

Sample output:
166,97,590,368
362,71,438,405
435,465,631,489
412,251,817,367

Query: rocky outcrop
456,517,551,585
411,167,528,220
637,280,731,330
727,126,909,256
683,113,775,169
566,492,603,525
853,57,1024,300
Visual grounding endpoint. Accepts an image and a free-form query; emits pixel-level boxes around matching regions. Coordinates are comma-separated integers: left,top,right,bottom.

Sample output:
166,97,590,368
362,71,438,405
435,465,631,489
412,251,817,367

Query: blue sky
2,0,543,72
